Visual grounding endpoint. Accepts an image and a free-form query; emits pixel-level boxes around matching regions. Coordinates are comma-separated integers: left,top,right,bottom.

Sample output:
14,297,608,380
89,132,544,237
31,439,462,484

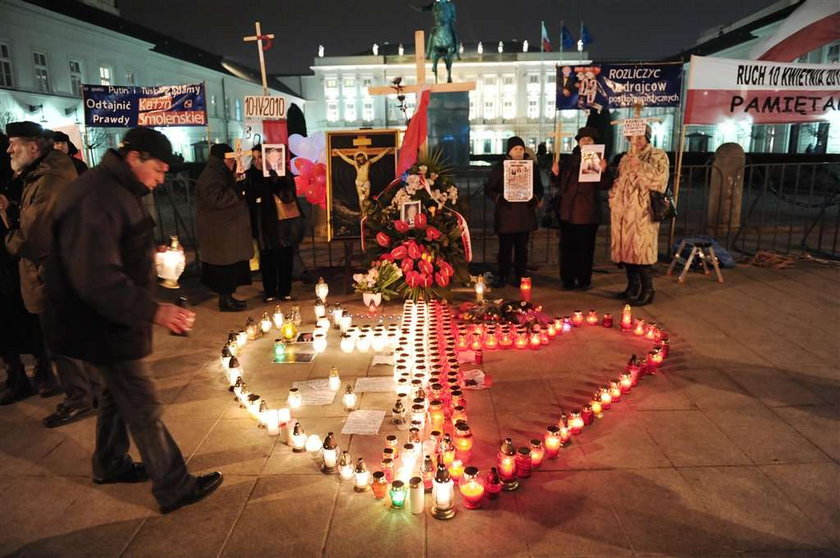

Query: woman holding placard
609,125,669,306
550,126,611,290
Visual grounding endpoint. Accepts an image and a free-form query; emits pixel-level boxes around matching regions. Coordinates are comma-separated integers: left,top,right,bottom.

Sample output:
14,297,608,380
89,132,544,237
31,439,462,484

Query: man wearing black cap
52,131,88,175
4,121,104,425
195,143,253,311
484,135,544,288
45,127,223,513
550,126,612,290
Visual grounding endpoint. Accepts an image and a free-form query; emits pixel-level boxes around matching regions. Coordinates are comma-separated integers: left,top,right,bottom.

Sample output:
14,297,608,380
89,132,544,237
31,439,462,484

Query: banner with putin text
82,83,207,128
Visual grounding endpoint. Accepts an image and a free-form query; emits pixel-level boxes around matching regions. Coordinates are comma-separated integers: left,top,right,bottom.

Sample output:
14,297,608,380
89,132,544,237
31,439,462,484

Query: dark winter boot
219,294,245,312
617,265,642,299
631,266,655,306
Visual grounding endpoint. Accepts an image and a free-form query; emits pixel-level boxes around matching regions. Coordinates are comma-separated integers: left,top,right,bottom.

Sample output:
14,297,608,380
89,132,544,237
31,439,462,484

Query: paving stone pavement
0,261,837,558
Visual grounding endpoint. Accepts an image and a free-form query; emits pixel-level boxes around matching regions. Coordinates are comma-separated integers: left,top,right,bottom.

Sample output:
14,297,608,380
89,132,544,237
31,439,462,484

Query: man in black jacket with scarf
45,127,222,514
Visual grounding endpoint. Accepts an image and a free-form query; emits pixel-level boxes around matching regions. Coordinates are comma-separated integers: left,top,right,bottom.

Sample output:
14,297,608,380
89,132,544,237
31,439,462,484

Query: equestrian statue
412,0,460,83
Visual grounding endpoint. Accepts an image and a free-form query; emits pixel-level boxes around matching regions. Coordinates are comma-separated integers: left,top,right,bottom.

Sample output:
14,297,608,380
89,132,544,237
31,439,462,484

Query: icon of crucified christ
332,147,394,207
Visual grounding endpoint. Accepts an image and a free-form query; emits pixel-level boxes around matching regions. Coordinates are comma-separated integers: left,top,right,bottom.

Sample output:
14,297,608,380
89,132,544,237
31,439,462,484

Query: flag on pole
397,88,431,176
750,0,840,62
560,25,575,50
541,21,551,52
580,23,593,46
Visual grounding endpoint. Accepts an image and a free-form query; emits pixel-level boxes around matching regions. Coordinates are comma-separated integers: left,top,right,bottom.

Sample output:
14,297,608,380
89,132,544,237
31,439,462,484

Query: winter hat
121,127,176,165
575,126,599,142
506,136,526,154
210,143,233,159
5,121,50,139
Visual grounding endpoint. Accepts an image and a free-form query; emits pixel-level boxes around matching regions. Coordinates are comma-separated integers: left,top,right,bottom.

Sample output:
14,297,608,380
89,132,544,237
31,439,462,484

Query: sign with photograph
503,159,534,202
579,144,606,183
400,201,422,228
244,96,287,119
326,129,399,240
556,63,683,111
622,118,648,138
82,83,207,127
261,143,286,177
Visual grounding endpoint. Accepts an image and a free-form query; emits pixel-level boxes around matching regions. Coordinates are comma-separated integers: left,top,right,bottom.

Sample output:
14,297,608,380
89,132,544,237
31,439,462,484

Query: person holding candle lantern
609,125,669,306
550,126,612,291
44,127,223,514
484,136,543,288
196,144,253,312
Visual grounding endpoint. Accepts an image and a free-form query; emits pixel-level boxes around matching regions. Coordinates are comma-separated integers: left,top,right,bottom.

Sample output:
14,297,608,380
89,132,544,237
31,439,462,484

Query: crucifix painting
326,129,399,240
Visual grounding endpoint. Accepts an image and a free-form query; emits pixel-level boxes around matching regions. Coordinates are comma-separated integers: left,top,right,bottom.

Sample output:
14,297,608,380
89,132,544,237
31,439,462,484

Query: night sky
118,0,782,75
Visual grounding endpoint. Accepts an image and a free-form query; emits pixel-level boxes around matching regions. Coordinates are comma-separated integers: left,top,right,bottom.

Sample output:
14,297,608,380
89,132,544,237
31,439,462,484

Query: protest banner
82,83,207,127
556,62,683,111
684,55,840,125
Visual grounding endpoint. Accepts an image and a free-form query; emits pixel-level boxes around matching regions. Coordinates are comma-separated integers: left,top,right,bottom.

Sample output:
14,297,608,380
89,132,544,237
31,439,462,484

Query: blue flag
561,26,575,50
580,25,593,46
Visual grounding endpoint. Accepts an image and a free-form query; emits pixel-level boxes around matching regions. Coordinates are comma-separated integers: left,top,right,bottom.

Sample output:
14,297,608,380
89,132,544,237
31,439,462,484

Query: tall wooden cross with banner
243,21,275,96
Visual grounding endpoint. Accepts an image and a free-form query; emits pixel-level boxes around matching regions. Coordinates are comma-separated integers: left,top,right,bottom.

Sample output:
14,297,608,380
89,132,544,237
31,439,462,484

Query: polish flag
541,21,552,52
751,0,840,62
397,87,431,176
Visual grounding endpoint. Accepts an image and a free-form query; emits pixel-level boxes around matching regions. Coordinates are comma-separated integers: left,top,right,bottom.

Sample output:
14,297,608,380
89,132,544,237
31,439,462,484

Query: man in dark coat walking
195,144,253,311
45,127,223,514
484,136,543,288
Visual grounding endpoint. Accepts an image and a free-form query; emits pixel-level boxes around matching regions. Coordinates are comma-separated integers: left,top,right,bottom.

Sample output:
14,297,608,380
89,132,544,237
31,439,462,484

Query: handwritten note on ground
341,410,386,435
354,377,395,393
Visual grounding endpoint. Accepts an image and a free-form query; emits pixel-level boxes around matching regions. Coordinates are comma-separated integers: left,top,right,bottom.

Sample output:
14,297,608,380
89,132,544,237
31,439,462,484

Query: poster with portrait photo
400,201,422,228
261,143,286,178
579,144,605,183
326,129,398,241
503,159,534,202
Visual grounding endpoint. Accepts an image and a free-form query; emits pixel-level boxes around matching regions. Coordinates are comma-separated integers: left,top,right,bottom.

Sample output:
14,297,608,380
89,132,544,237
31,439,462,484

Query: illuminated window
327,102,339,122
33,52,50,92
99,66,111,86
0,43,13,87
69,60,82,96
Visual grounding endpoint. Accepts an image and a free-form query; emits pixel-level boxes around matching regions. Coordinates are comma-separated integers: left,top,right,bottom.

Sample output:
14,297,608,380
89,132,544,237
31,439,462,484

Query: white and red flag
684,55,840,125
751,0,840,62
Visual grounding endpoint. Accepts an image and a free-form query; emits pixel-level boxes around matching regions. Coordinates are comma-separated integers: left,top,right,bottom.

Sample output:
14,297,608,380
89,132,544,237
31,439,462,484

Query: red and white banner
751,0,840,62
684,55,840,125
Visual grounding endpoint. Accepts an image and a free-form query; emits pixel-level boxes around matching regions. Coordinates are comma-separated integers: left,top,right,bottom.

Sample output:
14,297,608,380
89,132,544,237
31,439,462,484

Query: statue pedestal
427,92,470,167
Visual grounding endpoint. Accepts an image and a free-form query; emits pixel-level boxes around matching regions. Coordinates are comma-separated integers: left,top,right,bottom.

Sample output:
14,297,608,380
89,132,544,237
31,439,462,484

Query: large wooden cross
367,30,476,97
611,102,662,155
243,21,275,95
225,138,251,175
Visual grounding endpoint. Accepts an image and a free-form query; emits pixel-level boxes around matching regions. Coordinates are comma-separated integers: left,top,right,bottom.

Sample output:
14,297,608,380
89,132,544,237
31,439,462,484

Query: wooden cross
225,138,252,175
243,21,275,95
610,102,662,155
552,118,574,165
367,30,476,97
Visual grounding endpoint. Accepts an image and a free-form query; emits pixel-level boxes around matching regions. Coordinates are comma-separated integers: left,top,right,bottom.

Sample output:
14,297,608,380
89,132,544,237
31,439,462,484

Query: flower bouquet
351,260,403,303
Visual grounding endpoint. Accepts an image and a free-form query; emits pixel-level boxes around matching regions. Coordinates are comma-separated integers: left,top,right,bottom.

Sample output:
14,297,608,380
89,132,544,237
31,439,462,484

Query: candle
338,451,353,480
483,334,498,350
332,305,343,329
581,404,594,425
280,320,297,341
519,277,532,302
328,367,341,391
440,434,456,466
620,304,633,331
591,392,604,417
627,355,642,386
353,458,371,492
339,312,352,333
410,476,425,515
516,447,532,479
321,432,339,473
497,438,520,490
272,306,284,329
633,319,646,337
544,425,561,458
610,381,622,401
572,310,584,327
585,310,599,325
312,334,327,354
600,387,613,410
562,316,573,332
569,412,584,434
514,334,528,350
287,388,302,409
644,322,658,340
475,275,485,302
371,471,388,499
263,409,280,436
305,434,322,453
421,455,435,493
315,276,329,301
453,421,473,456
342,384,357,411
291,422,306,452
499,332,514,349
431,462,456,519
529,439,545,468
314,300,326,320
448,459,465,483
546,323,557,338
260,312,272,334
227,356,242,386
390,480,407,509
559,424,572,446
459,467,485,510
485,467,502,500
339,334,354,353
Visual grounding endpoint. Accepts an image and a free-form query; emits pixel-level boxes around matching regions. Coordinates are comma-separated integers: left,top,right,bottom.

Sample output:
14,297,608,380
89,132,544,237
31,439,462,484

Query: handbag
649,188,677,222
273,195,301,220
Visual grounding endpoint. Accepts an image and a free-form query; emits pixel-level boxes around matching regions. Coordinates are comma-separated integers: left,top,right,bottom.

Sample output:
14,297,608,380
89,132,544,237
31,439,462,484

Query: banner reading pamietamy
82,83,207,127
557,63,683,111
684,55,840,125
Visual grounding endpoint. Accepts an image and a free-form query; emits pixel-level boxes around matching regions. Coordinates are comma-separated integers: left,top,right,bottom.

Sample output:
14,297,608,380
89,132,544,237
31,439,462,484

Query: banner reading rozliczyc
684,55,840,125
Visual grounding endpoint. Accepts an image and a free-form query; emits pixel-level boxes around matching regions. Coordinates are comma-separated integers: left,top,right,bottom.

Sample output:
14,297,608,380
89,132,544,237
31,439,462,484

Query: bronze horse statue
414,1,460,83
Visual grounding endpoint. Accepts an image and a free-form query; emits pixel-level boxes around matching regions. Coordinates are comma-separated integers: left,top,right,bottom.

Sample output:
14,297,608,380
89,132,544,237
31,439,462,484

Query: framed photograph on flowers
400,201,422,228
326,129,399,241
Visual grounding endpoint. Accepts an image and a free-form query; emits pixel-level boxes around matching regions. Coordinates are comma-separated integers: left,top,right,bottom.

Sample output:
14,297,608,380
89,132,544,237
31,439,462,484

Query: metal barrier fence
151,159,840,278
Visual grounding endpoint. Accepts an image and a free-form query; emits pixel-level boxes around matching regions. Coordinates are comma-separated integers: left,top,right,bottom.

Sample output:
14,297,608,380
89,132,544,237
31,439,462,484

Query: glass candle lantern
439,434,456,466
342,384,357,411
581,404,595,425
546,323,557,338
312,333,327,354
290,305,302,326
315,276,329,301
259,312,272,334
515,333,529,350
272,339,286,363
485,467,503,500
431,462,456,519
620,304,633,331
390,480,407,509
559,424,572,447
338,451,354,480
392,399,409,430
353,458,371,492
585,309,599,325
644,322,658,340
339,312,352,333
474,275,485,303
314,300,326,320
620,373,633,394
291,422,306,452
529,333,542,349
497,438,519,491
316,317,331,332
569,412,585,434
591,392,604,418
356,335,371,353
154,235,185,289
451,406,468,426
529,439,545,468
371,471,388,499
321,432,339,473
263,409,280,436
610,381,622,402
287,388,302,409
226,356,242,386
562,316,573,332
331,304,343,329
429,400,445,430
633,319,646,337
421,454,435,493
627,355,642,386
600,387,613,410
272,306,284,329
305,434,322,453
448,459,465,483
459,466,485,510
236,329,247,349
340,334,354,353
519,277,532,302
381,458,394,482
410,476,425,515
515,447,532,479
602,313,614,328
327,367,341,391
453,421,473,456
572,310,584,327
544,425,561,459
281,320,298,342
245,317,259,341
